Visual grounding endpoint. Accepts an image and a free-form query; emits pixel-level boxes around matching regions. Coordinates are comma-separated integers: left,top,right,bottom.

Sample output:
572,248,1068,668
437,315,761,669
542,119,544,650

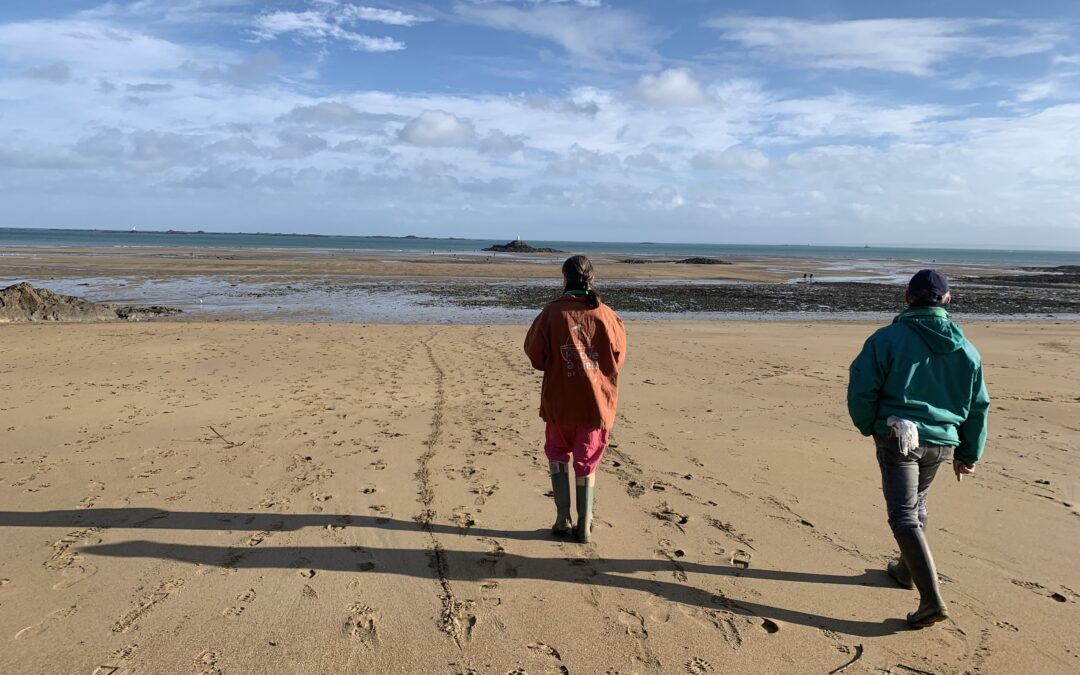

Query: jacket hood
894,307,966,354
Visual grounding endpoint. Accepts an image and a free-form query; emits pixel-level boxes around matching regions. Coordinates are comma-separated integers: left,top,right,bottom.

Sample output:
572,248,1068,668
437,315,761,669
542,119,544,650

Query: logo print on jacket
561,324,599,379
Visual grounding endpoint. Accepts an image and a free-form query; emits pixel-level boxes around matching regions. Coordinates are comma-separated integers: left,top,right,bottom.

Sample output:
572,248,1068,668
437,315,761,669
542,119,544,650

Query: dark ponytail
562,255,601,308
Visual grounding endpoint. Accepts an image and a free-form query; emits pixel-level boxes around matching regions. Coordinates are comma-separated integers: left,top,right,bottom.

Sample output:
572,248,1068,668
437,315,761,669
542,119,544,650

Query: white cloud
398,111,477,146
269,131,329,159
547,144,621,176
127,82,174,93
0,20,196,76
26,63,73,84
277,101,404,129
181,52,281,85
330,3,430,27
183,165,257,190
253,4,408,52
454,2,660,64
691,148,769,171
707,17,1063,76
624,152,663,170
768,97,951,140
632,69,707,106
478,129,527,157
78,0,251,24
647,186,684,210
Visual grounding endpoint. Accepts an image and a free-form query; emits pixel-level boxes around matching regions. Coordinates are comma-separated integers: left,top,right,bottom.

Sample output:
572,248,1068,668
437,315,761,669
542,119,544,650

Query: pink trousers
544,423,609,477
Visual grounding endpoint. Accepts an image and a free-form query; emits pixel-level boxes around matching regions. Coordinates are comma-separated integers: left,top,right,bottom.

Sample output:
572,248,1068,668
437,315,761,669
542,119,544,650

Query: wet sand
2,321,1078,674
5,246,1079,322
0,246,1026,284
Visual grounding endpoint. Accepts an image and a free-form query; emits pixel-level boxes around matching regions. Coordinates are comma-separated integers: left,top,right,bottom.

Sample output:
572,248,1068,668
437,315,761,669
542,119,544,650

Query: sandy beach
2,320,1078,674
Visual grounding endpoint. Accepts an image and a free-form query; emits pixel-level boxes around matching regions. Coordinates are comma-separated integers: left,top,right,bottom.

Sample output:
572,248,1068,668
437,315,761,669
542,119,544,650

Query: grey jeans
875,436,954,533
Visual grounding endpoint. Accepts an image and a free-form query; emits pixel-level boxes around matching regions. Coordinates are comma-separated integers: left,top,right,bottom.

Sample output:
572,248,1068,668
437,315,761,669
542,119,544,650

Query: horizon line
1,226,1078,254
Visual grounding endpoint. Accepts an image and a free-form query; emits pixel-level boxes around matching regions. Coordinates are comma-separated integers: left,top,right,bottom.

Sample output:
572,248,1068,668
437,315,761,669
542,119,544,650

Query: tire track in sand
417,334,476,649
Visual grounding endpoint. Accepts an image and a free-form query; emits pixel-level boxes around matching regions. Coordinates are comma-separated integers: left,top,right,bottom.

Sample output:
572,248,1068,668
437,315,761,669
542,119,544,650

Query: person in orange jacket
524,255,626,543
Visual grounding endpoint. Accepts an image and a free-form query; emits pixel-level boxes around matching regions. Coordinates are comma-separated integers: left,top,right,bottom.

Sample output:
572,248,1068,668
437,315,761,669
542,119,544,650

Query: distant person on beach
847,269,990,628
524,255,626,543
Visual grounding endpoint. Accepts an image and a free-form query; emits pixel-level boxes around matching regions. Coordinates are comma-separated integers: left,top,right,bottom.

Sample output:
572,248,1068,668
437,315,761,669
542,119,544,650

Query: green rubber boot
894,528,948,628
887,558,914,589
889,513,925,590
549,462,573,537
575,475,595,544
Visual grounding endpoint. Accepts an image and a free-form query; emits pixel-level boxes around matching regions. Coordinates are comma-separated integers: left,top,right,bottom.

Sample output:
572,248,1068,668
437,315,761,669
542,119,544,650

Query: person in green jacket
848,269,990,628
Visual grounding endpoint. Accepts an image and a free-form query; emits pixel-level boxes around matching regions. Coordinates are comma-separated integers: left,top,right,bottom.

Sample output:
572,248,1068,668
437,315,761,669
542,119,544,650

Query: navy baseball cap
908,269,949,298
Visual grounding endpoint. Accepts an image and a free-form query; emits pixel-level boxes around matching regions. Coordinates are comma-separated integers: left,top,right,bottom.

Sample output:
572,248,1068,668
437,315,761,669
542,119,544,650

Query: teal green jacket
848,307,990,464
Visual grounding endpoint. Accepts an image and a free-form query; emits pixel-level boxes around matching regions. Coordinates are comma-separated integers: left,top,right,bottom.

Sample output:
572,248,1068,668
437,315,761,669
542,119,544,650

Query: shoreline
2,246,1079,323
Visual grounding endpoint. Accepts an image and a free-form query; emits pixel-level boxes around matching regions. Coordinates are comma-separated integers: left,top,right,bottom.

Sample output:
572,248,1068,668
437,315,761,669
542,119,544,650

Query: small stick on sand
208,426,245,449
828,644,863,674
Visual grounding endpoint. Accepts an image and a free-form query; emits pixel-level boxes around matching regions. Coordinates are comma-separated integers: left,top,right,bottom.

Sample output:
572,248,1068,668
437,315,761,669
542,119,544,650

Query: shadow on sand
0,508,910,638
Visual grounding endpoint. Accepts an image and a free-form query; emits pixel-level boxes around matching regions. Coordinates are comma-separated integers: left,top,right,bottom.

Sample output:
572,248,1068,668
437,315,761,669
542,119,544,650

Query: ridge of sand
1,321,1077,673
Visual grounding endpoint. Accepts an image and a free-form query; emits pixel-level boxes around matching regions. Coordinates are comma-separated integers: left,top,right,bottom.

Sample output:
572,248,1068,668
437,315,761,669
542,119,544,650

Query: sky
1,1,1079,246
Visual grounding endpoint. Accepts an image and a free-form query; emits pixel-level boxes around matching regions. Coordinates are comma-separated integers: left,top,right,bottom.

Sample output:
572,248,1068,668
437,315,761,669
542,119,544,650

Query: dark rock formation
482,239,566,254
0,283,181,323
675,257,731,265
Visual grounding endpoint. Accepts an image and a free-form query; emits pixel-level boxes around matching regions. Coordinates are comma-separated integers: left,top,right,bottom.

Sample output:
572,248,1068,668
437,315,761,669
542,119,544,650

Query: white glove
887,416,919,456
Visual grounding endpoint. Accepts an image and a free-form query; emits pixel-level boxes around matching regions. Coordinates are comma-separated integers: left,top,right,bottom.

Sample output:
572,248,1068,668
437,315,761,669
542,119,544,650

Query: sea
2,227,1078,268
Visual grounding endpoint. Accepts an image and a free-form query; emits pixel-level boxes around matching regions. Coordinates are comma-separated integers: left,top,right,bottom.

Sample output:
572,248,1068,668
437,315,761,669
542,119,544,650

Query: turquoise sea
2,227,1078,268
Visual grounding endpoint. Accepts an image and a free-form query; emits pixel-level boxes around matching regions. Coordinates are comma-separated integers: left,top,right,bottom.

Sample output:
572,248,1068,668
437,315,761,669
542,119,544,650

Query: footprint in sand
686,657,715,674
451,507,477,532
527,642,569,674
617,609,648,638
730,550,752,569
14,605,78,640
343,603,379,647
653,505,690,529
193,649,223,675
224,588,257,616
246,531,272,547
369,504,392,523
480,582,502,608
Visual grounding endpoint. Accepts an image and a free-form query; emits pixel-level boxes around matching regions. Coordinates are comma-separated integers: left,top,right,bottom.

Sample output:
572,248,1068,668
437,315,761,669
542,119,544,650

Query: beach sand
1,321,1078,674
0,246,1014,285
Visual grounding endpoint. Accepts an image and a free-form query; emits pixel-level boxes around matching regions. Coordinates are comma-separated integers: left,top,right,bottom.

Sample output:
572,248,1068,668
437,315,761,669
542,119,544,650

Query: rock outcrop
0,283,181,323
482,240,566,254
675,257,731,265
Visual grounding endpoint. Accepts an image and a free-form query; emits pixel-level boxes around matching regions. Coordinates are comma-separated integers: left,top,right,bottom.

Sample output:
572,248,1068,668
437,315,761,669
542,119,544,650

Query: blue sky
1,1,1079,246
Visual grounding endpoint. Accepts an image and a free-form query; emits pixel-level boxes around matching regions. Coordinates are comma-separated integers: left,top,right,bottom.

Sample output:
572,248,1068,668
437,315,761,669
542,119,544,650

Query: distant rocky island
677,257,731,265
482,239,566,254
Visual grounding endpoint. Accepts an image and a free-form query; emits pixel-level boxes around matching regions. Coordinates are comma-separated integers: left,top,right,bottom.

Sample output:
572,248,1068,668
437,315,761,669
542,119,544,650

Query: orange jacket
524,295,626,429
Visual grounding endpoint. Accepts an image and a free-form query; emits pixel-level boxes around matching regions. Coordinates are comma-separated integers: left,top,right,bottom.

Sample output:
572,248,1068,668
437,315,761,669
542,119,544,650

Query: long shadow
0,508,886,588
0,508,552,542
78,540,908,638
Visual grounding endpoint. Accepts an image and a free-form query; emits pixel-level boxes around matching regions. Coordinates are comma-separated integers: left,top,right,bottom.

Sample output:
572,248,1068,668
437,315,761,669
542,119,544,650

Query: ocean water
2,227,1078,268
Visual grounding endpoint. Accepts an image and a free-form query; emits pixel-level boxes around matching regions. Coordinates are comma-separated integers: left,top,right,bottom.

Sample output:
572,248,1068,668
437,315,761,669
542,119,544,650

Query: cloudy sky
1,0,1079,246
